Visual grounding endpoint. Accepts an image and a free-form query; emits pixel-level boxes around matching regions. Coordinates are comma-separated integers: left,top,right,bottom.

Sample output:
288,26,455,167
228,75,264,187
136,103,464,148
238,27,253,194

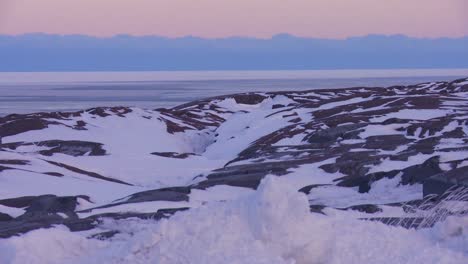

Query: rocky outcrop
1,77,468,238
423,166,468,197
3,140,106,156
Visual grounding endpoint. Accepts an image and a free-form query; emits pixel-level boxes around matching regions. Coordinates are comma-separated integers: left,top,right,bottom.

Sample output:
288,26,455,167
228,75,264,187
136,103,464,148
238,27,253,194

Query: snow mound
1,176,466,264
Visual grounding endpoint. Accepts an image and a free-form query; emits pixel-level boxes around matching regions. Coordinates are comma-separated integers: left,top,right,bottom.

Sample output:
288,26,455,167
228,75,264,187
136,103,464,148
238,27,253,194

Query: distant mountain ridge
1,33,467,71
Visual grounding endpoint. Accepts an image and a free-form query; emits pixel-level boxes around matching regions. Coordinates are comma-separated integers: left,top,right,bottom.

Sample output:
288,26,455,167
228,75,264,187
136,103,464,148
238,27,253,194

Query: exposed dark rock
337,156,442,193
0,159,30,165
337,174,377,193
36,140,106,156
75,120,87,130
0,118,51,137
17,195,79,220
88,230,120,240
0,207,189,238
330,151,381,181
0,165,11,172
195,172,268,190
345,204,383,214
400,156,442,185
80,187,191,213
305,124,365,144
1,139,108,157
299,184,330,194
381,118,410,125
43,160,132,186
194,161,299,190
151,152,195,159
289,117,302,123
0,196,39,208
309,205,326,215
231,93,266,105
86,107,132,118
0,111,82,137
160,117,189,134
363,135,412,151
272,104,285,109
43,172,65,177
0,213,13,222
122,186,190,203
423,166,468,197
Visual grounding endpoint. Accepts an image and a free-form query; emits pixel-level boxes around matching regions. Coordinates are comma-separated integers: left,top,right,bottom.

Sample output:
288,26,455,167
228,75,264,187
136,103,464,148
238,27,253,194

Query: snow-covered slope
1,78,468,263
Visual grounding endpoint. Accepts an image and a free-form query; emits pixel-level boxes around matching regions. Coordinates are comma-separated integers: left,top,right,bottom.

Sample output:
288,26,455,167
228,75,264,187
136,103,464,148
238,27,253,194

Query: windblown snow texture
1,78,468,263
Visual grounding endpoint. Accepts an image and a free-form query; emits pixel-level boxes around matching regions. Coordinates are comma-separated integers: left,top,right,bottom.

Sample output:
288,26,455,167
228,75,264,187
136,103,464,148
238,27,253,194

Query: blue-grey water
1,69,467,116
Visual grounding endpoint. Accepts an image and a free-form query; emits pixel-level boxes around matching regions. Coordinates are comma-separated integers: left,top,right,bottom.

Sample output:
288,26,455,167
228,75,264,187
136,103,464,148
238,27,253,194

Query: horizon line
3,68,468,74
2,32,468,41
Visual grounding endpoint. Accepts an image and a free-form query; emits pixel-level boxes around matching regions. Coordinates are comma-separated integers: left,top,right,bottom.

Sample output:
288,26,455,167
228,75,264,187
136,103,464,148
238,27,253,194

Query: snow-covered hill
1,78,467,263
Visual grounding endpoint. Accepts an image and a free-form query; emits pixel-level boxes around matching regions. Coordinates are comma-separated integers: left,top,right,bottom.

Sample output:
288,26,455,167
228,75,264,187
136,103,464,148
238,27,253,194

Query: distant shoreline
1,69,468,84
2,34,467,71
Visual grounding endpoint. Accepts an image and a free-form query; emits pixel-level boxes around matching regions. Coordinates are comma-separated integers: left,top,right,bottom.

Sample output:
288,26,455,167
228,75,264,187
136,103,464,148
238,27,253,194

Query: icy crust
1,78,468,262
0,177,466,264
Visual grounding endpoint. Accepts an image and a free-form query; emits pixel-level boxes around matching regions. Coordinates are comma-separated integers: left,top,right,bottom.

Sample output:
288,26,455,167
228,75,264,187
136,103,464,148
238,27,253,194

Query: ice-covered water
1,69,467,116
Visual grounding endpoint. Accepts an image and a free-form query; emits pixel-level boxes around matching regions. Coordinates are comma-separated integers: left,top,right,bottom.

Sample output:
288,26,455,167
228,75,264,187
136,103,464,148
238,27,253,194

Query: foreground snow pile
1,177,466,264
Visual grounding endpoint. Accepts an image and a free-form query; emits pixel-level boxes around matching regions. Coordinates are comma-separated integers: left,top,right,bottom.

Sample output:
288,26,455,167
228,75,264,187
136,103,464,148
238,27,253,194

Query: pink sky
0,0,467,38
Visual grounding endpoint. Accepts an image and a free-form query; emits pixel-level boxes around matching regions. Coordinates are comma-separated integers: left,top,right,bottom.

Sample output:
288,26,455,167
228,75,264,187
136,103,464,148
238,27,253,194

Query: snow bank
1,176,467,264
